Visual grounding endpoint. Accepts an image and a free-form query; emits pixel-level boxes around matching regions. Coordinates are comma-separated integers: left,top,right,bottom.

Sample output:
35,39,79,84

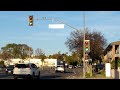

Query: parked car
68,65,73,69
6,65,14,74
55,65,65,73
13,63,40,79
93,64,105,72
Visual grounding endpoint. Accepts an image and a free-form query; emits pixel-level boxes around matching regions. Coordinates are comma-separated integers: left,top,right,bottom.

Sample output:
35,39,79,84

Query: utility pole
29,47,30,63
83,12,86,78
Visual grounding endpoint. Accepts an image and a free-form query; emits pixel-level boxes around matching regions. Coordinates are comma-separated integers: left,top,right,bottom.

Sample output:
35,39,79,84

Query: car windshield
15,64,29,68
57,65,63,67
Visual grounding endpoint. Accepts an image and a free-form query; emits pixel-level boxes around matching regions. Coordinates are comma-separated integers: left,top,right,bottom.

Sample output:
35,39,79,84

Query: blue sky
0,11,120,56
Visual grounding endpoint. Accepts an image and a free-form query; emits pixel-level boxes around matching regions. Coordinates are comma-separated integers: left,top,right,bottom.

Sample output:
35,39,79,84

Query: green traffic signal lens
85,48,88,51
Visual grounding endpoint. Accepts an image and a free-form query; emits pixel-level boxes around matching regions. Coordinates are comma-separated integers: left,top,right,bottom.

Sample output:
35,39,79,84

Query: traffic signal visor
29,16,33,26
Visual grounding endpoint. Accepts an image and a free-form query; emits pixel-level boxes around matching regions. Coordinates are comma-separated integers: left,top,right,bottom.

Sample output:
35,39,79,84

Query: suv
13,63,40,79
68,65,73,69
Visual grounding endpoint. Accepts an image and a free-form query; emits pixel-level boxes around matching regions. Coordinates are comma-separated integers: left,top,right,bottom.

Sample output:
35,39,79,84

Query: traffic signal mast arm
41,17,80,31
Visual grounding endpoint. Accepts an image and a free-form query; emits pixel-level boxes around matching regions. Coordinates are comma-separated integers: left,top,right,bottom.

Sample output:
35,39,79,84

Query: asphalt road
0,67,83,79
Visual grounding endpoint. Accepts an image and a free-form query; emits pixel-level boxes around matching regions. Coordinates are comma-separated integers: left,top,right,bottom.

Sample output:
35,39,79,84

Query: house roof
110,41,120,45
103,41,120,55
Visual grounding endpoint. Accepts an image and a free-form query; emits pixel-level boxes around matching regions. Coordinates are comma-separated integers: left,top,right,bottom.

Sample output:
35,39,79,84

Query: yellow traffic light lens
29,20,33,22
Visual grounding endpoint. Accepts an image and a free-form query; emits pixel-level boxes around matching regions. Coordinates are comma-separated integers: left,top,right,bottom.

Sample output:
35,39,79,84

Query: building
102,41,120,62
4,58,62,68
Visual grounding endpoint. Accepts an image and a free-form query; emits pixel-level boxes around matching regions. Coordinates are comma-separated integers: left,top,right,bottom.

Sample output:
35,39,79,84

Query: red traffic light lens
29,16,33,19
85,41,88,45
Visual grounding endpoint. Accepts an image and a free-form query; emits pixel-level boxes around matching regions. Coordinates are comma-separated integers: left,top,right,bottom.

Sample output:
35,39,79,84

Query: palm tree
40,54,46,70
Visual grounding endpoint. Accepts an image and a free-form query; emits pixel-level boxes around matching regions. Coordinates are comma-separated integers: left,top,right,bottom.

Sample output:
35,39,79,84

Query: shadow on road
64,71,73,73
40,75,61,79
0,74,13,78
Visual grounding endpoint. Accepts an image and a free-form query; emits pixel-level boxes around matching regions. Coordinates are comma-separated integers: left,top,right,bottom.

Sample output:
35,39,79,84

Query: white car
55,65,65,73
13,63,40,79
68,65,73,69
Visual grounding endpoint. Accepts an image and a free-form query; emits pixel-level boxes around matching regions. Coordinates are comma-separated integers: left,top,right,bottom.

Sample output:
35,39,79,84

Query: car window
15,64,29,68
34,64,37,68
31,64,37,68
7,65,14,68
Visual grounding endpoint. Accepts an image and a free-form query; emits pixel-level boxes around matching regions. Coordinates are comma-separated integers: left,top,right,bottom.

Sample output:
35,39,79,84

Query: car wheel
11,71,13,74
55,70,57,73
37,72,40,79
14,75,17,79
32,72,35,79
6,71,8,74
28,75,32,79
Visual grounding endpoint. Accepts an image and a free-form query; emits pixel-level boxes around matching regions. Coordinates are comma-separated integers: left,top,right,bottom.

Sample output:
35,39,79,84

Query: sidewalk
66,74,113,79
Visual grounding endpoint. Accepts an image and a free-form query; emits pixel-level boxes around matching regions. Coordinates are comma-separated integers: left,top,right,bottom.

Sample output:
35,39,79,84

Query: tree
34,48,46,69
1,43,33,60
35,48,44,57
65,28,107,62
64,51,79,66
50,51,64,61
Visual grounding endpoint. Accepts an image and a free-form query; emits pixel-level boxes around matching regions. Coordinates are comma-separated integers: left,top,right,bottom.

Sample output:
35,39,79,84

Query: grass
85,70,106,78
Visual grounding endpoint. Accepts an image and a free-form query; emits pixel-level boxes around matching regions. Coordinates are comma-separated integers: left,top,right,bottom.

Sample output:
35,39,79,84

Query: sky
0,11,120,56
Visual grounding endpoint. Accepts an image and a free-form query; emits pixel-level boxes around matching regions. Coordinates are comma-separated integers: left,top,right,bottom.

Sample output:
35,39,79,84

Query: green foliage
111,60,115,69
47,52,67,61
65,52,79,66
85,73,91,78
0,61,6,68
1,43,33,60
111,59,120,69
100,70,105,77
65,28,107,61
39,54,46,62
0,61,4,65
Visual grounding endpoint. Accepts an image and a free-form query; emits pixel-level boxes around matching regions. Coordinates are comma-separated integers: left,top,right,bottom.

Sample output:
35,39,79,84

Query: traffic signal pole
83,12,86,78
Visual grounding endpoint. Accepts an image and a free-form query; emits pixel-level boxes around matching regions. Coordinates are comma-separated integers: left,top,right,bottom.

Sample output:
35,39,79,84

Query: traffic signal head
85,40,90,53
29,15,33,26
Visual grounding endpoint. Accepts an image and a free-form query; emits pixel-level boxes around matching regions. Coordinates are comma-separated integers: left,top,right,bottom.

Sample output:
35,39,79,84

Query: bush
111,59,120,69
99,70,105,76
0,61,6,68
85,73,91,78
111,60,115,69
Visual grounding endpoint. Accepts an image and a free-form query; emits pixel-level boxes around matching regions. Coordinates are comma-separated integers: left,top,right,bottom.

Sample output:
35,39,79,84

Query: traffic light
29,15,33,26
85,40,90,53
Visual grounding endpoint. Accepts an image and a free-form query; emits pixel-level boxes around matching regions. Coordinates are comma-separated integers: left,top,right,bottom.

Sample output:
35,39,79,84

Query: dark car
6,65,14,74
93,64,105,72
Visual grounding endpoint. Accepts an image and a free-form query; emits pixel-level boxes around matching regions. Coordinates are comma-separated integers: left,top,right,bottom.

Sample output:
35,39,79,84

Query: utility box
105,63,111,77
